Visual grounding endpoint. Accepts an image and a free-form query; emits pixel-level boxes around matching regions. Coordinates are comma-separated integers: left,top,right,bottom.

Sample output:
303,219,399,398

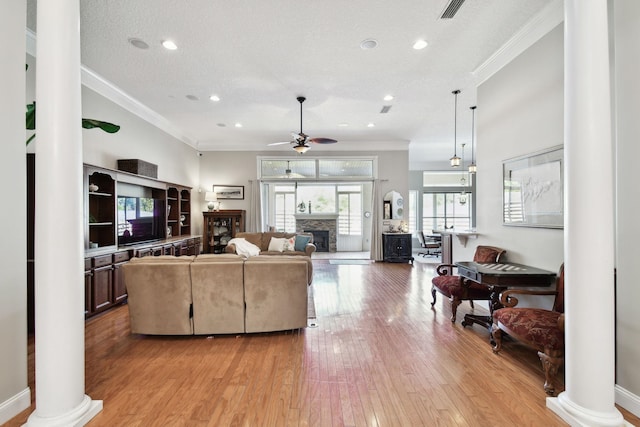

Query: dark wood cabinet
84,258,92,318
203,210,246,253
382,233,414,264
85,167,117,250
92,254,113,313
112,251,130,305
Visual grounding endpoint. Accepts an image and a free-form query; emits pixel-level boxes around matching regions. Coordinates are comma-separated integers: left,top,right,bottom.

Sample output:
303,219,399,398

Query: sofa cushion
283,236,296,252
268,237,287,252
294,234,312,251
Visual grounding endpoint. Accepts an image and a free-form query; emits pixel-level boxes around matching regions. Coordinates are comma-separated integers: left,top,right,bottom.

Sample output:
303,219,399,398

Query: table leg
461,285,506,344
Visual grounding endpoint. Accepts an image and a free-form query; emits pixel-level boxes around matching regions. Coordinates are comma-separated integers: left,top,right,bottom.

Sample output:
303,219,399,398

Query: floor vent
380,105,392,114
440,0,466,19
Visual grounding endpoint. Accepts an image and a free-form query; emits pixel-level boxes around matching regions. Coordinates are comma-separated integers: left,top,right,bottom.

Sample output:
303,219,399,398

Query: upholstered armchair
491,264,564,395
431,245,506,322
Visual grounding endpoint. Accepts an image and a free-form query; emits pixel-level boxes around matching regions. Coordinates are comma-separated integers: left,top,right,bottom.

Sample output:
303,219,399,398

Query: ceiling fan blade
267,141,293,146
309,137,338,144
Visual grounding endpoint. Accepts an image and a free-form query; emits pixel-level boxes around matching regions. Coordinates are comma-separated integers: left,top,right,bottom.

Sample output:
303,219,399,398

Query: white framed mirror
383,190,404,220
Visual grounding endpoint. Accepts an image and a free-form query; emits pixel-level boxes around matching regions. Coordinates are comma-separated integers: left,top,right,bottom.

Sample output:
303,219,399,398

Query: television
117,182,166,245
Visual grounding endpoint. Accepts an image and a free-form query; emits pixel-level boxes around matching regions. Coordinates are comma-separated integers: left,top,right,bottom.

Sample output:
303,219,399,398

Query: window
297,185,336,214
338,185,362,235
273,185,296,232
422,192,472,232
408,190,418,233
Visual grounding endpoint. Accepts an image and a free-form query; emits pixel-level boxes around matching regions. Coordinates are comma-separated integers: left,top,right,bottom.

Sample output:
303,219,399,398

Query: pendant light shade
468,105,477,173
450,90,461,167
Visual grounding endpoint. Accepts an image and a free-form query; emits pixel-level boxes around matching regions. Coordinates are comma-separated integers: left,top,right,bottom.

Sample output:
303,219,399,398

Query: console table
455,261,556,333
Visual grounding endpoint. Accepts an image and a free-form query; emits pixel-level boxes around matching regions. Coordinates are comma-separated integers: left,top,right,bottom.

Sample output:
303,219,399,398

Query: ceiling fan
269,96,337,153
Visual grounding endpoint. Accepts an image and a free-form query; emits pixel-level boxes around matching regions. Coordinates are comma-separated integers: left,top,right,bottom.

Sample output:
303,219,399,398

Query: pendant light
468,105,477,173
450,89,461,167
459,143,467,205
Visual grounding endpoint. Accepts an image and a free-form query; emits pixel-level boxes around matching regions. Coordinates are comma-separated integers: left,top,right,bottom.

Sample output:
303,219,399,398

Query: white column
26,0,102,425
547,1,624,425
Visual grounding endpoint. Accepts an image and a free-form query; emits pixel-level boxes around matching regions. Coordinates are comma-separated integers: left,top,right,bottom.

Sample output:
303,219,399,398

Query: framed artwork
213,185,244,200
503,145,563,228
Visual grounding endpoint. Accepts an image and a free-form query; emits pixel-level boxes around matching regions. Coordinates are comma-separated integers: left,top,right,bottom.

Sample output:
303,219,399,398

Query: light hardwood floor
5,260,639,426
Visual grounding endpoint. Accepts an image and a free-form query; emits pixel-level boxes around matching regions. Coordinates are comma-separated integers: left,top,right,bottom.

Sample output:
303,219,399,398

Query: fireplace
305,230,329,252
296,214,337,252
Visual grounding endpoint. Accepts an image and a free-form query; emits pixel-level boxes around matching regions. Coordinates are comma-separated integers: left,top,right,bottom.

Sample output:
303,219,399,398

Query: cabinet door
93,265,113,312
112,262,128,304
84,268,93,318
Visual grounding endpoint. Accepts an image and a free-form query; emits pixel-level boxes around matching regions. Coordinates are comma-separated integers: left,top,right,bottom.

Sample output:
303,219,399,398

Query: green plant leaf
82,119,120,133
26,102,36,130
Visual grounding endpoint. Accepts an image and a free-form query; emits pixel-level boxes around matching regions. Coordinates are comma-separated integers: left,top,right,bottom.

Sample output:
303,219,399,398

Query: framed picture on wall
213,185,244,200
503,145,563,228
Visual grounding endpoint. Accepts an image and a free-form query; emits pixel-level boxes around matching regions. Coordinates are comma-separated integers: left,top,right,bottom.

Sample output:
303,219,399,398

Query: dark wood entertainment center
27,156,202,330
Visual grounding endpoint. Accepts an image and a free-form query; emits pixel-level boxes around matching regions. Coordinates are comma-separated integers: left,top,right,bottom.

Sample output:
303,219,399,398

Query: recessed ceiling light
209,95,221,102
413,39,428,50
338,122,349,127
162,40,178,50
128,38,149,49
367,122,376,128
360,38,378,50
186,94,199,101
383,95,394,101
234,123,243,128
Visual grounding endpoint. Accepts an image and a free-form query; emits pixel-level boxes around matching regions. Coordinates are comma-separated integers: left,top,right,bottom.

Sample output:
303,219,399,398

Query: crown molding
25,28,197,148
473,0,564,86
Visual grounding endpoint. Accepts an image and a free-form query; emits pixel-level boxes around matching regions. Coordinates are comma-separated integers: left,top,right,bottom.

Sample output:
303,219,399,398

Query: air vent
380,105,392,114
440,0,466,19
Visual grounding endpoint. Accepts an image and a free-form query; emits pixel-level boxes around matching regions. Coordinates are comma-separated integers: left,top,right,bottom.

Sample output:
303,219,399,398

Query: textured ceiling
26,0,555,167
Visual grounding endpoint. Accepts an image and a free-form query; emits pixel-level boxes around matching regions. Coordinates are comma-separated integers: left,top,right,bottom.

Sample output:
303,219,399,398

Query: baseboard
0,387,31,425
616,384,640,419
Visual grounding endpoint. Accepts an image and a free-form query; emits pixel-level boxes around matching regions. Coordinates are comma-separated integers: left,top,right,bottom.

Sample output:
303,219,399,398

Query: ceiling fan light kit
269,96,338,154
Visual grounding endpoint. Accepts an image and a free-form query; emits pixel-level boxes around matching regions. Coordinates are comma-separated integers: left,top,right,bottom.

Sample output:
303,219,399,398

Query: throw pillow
267,237,287,252
294,234,312,252
283,237,296,252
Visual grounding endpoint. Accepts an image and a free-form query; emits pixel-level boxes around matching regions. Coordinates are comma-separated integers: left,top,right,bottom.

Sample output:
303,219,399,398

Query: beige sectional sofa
122,254,310,335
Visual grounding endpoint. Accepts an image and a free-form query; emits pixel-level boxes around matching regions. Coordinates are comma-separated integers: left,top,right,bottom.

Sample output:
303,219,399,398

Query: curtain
247,179,262,232
370,179,383,261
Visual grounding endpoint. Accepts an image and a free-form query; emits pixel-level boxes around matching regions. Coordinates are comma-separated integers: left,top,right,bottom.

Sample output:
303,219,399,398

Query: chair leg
537,350,563,396
431,286,437,306
491,324,503,353
450,297,461,322
469,300,475,309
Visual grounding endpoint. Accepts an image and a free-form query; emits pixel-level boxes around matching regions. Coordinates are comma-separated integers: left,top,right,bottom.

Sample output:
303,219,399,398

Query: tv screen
117,184,165,245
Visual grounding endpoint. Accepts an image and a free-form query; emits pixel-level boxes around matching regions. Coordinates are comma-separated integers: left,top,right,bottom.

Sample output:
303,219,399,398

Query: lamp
459,143,467,205
468,106,477,173
293,143,310,154
205,191,218,211
450,89,461,167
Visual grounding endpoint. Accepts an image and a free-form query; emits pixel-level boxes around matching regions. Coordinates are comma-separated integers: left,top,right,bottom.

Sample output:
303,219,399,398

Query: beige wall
0,1,29,423
613,0,640,401
461,24,565,274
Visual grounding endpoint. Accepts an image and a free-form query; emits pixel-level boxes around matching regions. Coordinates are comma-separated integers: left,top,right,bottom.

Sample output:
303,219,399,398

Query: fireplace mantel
294,213,338,220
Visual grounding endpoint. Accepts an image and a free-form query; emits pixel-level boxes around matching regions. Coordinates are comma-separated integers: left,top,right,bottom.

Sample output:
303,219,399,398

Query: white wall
467,24,565,276
613,0,640,402
0,1,30,424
